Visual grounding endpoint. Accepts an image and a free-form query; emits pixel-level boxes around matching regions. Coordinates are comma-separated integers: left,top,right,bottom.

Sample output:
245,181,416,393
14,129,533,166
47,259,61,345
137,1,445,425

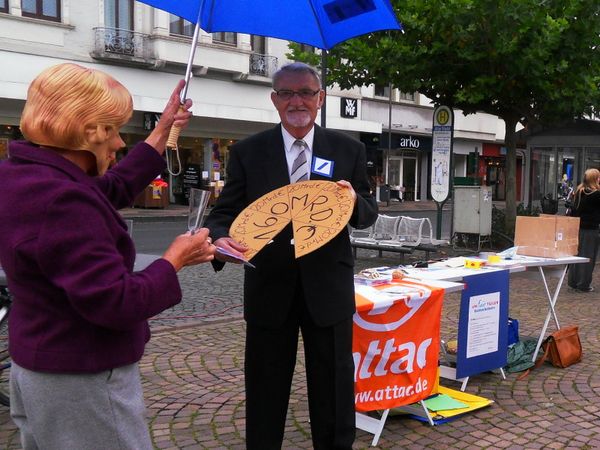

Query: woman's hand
162,227,216,272
145,80,193,154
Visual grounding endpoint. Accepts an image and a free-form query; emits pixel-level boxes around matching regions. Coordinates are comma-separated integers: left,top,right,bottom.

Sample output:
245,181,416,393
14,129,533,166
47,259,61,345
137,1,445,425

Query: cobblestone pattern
1,251,599,449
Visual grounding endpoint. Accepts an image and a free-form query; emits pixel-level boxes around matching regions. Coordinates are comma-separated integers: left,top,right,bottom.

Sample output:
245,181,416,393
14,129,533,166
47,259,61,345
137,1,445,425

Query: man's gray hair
272,62,321,89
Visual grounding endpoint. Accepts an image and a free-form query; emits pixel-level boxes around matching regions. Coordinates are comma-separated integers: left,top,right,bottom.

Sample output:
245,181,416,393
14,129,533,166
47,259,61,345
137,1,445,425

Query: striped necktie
290,139,309,183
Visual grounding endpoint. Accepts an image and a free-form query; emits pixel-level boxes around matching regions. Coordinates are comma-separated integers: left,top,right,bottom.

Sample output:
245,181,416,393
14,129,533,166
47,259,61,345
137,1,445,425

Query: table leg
532,265,567,362
355,409,390,446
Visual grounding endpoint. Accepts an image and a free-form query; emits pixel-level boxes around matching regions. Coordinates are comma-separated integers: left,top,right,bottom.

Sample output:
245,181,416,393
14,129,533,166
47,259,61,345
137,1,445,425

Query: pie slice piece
286,180,331,219
229,206,290,261
292,221,346,258
246,185,293,221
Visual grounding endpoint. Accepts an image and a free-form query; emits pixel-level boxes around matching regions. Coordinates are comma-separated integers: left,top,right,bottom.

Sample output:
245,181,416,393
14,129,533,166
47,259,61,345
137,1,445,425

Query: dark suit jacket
206,124,378,328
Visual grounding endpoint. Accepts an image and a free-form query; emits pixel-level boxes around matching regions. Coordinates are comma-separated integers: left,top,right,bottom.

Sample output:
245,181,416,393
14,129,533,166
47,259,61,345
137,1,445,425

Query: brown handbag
539,325,582,368
516,325,582,380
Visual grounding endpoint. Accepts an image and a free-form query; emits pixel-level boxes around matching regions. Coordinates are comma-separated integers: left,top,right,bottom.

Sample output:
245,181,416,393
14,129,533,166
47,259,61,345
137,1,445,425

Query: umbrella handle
166,125,182,148
166,105,185,148
165,105,184,176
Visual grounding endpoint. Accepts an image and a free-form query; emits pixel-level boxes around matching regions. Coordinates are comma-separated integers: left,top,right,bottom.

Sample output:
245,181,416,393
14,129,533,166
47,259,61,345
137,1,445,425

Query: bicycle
0,285,11,406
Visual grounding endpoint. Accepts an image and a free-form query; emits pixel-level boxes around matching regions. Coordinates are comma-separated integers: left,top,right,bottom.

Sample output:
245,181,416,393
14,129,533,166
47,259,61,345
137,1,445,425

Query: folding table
505,255,588,361
402,255,589,365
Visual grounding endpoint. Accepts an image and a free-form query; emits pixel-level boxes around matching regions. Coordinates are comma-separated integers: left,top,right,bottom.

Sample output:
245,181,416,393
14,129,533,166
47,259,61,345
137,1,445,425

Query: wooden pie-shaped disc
230,180,354,260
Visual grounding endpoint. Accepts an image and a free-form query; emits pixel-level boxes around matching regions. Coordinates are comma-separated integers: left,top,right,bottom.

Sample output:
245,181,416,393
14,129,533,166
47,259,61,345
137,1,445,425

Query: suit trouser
245,289,355,450
568,228,600,290
10,361,152,450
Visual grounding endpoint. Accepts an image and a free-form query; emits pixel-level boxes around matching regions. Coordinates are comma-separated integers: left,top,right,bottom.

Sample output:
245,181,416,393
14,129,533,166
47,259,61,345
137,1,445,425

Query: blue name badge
311,156,334,178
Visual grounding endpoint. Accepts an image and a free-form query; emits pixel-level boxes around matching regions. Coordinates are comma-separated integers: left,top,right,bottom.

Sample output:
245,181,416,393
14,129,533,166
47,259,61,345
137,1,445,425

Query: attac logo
353,280,444,411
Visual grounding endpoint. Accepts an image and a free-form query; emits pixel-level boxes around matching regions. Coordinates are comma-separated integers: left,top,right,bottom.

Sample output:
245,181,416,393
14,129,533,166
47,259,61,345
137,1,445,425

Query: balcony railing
91,27,154,63
249,53,278,77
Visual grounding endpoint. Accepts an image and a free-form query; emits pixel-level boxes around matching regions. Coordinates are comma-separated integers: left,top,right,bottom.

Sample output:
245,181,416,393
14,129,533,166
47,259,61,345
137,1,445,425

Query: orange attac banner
353,280,444,412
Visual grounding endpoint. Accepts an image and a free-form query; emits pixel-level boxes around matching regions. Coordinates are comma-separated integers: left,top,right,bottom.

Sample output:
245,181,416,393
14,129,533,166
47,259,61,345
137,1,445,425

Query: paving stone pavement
1,249,600,449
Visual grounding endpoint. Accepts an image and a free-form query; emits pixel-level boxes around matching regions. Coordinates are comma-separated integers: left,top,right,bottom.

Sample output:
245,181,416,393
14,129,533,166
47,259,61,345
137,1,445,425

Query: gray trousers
10,362,152,450
568,228,600,290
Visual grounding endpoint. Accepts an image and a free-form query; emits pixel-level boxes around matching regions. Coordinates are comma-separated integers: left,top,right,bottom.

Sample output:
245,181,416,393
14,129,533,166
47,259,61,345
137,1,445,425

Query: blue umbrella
137,0,401,100
136,0,401,171
138,0,400,50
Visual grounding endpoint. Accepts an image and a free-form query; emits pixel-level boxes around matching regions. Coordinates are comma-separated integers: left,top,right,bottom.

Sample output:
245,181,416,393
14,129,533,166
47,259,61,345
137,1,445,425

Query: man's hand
336,180,357,204
214,237,249,264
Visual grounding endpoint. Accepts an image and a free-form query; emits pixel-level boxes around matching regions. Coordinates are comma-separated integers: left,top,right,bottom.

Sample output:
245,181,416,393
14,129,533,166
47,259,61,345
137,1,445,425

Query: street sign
431,105,454,203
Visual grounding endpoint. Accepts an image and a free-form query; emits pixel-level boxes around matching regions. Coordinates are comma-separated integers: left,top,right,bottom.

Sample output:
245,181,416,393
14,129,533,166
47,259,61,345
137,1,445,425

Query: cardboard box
515,215,579,258
133,185,169,209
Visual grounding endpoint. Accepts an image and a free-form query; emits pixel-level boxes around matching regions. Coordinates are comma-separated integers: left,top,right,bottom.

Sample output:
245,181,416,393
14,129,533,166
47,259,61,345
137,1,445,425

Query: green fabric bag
505,338,539,373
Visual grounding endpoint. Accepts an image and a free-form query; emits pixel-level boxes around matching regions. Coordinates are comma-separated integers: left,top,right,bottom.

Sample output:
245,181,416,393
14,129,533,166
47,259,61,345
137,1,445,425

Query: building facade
0,0,515,205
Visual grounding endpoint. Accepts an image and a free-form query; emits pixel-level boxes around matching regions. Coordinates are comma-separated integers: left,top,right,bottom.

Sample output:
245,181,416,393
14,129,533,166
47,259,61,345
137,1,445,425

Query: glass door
557,148,577,201
388,156,418,201
104,0,134,55
105,0,133,30
402,157,417,201
388,158,402,201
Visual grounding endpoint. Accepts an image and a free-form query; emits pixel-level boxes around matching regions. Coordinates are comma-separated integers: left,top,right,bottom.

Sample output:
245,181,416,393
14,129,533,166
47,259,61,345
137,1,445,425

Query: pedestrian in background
568,168,600,293
0,63,215,449
205,62,378,449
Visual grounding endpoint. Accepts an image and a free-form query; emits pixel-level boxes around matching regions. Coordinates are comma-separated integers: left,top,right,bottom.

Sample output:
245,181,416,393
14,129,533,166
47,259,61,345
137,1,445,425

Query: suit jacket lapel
262,124,290,190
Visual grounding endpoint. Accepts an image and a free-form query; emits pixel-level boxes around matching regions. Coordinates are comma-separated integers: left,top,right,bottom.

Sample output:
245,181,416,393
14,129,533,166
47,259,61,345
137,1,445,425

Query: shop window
530,147,556,202
0,0,8,13
374,85,416,102
583,147,600,174
398,91,415,102
21,0,60,22
170,16,194,37
212,32,236,46
374,84,390,98
298,43,314,53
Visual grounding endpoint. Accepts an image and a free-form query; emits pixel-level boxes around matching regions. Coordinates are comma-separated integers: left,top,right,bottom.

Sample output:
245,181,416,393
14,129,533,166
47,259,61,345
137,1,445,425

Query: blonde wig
20,63,133,151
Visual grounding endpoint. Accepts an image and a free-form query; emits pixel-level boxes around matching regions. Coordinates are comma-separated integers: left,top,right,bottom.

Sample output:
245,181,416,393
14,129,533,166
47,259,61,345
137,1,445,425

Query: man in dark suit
205,62,378,449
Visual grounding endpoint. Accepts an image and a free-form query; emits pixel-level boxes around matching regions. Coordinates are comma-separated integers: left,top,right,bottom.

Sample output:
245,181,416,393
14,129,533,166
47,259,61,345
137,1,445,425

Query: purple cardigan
0,141,182,373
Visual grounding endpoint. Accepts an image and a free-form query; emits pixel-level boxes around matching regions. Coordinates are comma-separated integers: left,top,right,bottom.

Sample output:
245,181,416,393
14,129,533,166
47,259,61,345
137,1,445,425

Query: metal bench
349,215,413,261
396,216,448,259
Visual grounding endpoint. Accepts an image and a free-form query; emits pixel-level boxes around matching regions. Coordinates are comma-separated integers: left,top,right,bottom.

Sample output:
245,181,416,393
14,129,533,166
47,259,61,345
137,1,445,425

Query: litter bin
377,184,390,204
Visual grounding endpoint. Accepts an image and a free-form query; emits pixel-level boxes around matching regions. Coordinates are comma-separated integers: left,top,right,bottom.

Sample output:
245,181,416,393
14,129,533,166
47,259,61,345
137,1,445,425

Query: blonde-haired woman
0,63,215,449
568,168,600,293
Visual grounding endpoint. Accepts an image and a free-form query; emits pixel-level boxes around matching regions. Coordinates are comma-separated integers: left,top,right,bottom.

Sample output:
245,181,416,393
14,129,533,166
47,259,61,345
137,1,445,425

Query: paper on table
429,257,466,268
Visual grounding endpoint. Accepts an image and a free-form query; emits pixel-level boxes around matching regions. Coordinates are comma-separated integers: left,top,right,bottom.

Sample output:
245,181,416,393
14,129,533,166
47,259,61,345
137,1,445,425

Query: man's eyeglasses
273,89,321,101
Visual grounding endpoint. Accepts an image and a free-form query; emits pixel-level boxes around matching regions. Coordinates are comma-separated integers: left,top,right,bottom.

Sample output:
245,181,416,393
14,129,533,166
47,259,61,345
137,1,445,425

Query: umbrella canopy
137,0,401,50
